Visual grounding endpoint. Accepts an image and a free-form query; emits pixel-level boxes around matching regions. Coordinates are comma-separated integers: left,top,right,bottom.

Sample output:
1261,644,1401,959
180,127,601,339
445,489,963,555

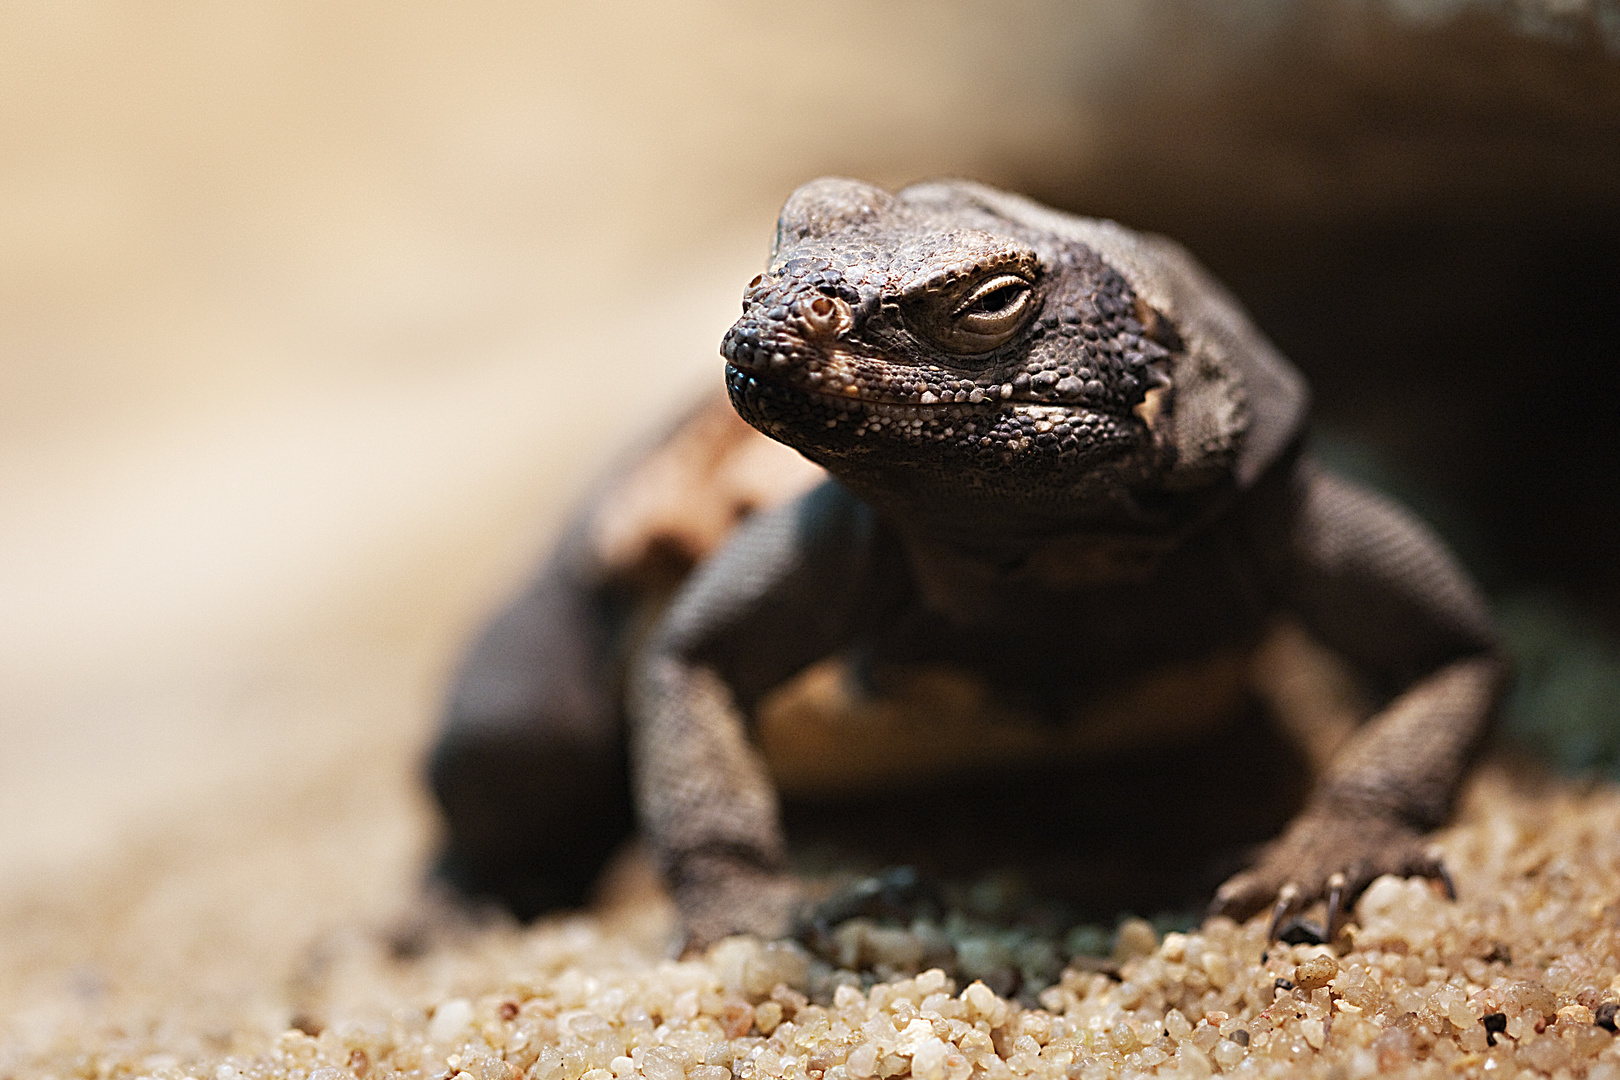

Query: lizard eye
930,273,1035,354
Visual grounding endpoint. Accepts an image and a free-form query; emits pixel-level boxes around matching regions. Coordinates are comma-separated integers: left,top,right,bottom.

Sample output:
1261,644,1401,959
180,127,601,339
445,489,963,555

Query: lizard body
431,178,1503,949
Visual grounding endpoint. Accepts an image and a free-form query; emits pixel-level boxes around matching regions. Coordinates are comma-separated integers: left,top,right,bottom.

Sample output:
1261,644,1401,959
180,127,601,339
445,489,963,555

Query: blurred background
3,0,1619,1065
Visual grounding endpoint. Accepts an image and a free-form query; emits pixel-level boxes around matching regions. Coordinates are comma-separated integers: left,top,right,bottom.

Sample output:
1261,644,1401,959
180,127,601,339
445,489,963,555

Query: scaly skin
434,178,1504,951
721,178,1234,550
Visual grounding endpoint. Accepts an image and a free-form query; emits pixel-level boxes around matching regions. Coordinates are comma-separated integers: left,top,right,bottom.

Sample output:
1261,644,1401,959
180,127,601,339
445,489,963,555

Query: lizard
429,177,1504,953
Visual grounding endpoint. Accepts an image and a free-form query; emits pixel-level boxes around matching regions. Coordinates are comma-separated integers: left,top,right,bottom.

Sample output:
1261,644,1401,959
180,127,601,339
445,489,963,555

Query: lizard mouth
725,361,1004,419
723,349,1169,432
722,335,1162,416
725,358,1165,464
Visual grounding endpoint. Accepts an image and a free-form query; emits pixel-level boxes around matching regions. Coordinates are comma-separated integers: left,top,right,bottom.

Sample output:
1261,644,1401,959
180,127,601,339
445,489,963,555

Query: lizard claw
1423,849,1457,900
1324,872,1347,942
1266,883,1301,942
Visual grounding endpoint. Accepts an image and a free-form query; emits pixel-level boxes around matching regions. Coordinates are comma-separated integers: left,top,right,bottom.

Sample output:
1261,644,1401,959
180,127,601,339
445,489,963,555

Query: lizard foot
791,866,937,956
675,853,803,958
1209,811,1452,942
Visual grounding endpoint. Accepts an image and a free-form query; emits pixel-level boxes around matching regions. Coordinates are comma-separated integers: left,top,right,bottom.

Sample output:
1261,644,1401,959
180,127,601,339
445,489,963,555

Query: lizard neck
838,470,1238,563
832,471,1242,623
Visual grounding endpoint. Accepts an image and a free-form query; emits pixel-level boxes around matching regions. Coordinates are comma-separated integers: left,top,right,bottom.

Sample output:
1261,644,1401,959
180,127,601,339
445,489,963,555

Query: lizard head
721,177,1202,536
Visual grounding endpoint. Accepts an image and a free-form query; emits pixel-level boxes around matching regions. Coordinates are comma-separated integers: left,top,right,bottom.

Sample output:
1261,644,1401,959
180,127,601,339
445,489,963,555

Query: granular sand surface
14,764,1620,1080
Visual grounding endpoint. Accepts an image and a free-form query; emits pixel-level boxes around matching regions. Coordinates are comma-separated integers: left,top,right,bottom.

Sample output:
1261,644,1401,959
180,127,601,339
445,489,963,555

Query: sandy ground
4,2,1618,1076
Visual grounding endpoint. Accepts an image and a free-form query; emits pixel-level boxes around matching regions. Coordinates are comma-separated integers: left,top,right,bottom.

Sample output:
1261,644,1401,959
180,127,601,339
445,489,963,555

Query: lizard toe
792,866,939,959
1208,868,1273,924
675,855,803,957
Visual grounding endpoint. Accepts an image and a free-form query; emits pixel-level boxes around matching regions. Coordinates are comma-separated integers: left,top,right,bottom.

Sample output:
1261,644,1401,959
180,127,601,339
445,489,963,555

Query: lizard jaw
725,361,1148,470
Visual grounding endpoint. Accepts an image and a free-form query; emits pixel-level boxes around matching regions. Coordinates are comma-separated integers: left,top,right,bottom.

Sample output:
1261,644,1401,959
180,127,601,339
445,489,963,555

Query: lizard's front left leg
1212,652,1504,937
1216,463,1505,938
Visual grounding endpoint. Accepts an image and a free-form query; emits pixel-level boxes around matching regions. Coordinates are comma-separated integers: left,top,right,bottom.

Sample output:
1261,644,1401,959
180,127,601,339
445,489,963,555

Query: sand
11,764,1620,1080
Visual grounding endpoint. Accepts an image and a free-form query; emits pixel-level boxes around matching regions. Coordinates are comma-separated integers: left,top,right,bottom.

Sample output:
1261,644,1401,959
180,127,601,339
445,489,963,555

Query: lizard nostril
800,295,852,339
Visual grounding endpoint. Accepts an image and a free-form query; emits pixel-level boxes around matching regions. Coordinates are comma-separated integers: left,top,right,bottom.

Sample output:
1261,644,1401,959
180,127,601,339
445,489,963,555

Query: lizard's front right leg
626,481,890,953
632,656,801,952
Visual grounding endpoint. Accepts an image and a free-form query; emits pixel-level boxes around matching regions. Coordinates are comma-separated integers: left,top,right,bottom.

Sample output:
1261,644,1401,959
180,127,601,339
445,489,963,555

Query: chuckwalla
429,178,1504,952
